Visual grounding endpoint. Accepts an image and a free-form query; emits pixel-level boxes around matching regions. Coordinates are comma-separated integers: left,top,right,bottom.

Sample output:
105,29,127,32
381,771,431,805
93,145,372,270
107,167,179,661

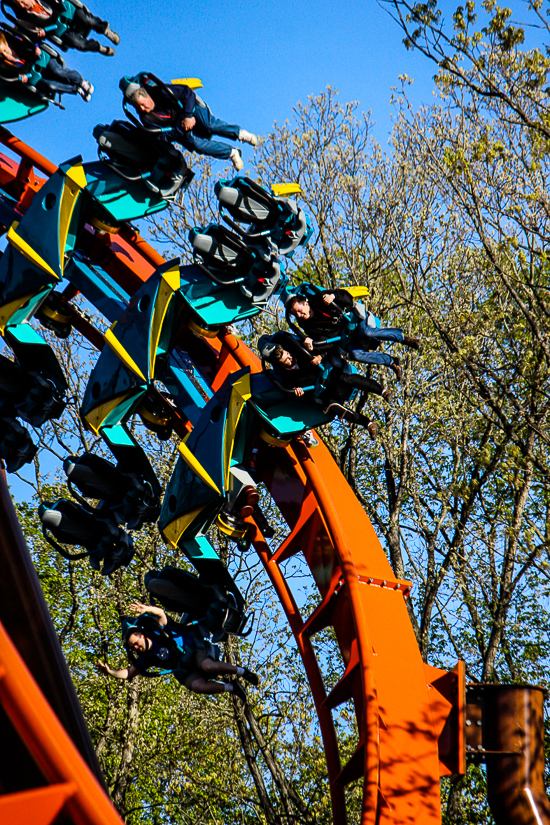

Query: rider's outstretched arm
96,661,140,680
129,602,168,626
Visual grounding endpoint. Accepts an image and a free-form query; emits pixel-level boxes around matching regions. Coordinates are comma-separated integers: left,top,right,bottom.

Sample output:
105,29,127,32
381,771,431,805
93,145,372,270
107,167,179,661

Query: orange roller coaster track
0,128,463,825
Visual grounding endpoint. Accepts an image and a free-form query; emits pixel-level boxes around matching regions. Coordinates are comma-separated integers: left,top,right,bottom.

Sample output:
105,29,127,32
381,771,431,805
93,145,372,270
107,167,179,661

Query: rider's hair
287,296,306,312
128,86,150,104
271,345,284,361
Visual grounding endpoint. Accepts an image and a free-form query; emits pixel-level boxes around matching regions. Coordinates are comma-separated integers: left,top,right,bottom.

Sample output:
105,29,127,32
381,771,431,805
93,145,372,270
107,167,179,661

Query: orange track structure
0,129,462,824
0,616,125,825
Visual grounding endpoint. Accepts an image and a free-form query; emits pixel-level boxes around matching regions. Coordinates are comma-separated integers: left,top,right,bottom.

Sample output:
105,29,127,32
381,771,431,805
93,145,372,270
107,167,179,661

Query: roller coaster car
248,372,332,445
248,355,362,444
0,26,64,123
93,120,194,201
145,566,253,642
0,414,36,471
2,0,74,51
0,352,66,426
0,77,48,123
39,498,134,575
121,71,201,134
189,223,284,304
283,281,378,350
35,290,73,338
63,452,161,530
215,176,313,257
78,122,193,228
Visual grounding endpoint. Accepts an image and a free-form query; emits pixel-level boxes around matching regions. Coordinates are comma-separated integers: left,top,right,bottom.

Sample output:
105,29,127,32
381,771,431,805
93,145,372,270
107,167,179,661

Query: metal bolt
466,720,472,726
476,720,482,726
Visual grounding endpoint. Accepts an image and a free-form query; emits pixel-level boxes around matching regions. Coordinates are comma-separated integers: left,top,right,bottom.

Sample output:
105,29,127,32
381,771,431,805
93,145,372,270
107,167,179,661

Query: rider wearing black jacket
120,74,257,170
286,288,352,348
96,602,258,701
285,287,422,379
259,331,390,439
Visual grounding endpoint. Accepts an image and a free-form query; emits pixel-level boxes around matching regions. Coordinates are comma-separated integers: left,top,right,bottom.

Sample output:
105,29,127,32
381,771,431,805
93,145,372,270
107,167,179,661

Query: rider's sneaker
300,430,319,448
391,359,402,382
239,129,258,146
230,148,244,171
366,421,378,441
403,335,422,351
104,26,120,45
98,44,115,56
382,387,392,403
242,667,259,687
231,681,247,703
78,80,94,102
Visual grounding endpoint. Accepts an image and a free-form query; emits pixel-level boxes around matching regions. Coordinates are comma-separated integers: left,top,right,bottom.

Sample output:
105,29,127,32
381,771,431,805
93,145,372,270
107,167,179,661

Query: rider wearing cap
96,602,258,702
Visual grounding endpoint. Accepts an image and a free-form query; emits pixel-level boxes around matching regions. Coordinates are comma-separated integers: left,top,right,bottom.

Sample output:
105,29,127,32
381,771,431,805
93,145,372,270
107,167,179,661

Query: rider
96,602,258,702
3,0,119,56
120,74,258,172
285,287,422,381
259,330,391,440
0,29,93,98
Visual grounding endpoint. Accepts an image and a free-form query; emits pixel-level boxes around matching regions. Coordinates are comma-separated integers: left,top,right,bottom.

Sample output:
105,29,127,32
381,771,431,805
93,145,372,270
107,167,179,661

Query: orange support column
0,620,125,825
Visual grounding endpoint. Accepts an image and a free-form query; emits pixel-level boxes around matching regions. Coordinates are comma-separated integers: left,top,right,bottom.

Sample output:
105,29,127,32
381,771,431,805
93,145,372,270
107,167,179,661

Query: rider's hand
294,387,305,397
311,355,322,365
129,602,149,615
37,28,46,37
303,337,313,351
35,47,41,56
323,294,335,304
19,74,28,83
96,660,110,675
182,116,196,131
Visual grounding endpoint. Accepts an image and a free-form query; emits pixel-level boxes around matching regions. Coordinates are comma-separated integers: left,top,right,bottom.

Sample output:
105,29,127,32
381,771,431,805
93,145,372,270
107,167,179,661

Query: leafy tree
9,324,337,824
9,7,550,815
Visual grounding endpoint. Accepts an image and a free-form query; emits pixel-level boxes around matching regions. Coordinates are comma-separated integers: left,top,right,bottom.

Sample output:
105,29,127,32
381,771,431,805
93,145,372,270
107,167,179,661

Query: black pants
327,371,382,402
321,371,382,428
62,7,108,52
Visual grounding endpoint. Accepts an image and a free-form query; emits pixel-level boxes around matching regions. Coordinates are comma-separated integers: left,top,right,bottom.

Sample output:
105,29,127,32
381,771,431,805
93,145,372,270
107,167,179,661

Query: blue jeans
39,57,83,95
176,103,240,160
346,320,404,366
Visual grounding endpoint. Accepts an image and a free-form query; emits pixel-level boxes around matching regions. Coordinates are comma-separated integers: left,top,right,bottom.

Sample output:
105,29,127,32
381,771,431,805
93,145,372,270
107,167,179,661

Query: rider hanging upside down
285,287,422,382
120,73,258,171
259,330,392,441
96,602,258,702
0,29,93,98
3,0,119,55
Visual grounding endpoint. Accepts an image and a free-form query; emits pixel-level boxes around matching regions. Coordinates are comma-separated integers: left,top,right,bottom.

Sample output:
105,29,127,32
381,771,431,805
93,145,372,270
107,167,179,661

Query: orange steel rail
0,470,105,783
0,618,125,825
210,334,443,824
0,131,447,824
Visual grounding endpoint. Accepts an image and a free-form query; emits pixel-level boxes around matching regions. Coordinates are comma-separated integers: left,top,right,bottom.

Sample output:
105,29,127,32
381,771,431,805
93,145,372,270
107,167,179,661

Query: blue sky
3,0,534,501
14,0,459,166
